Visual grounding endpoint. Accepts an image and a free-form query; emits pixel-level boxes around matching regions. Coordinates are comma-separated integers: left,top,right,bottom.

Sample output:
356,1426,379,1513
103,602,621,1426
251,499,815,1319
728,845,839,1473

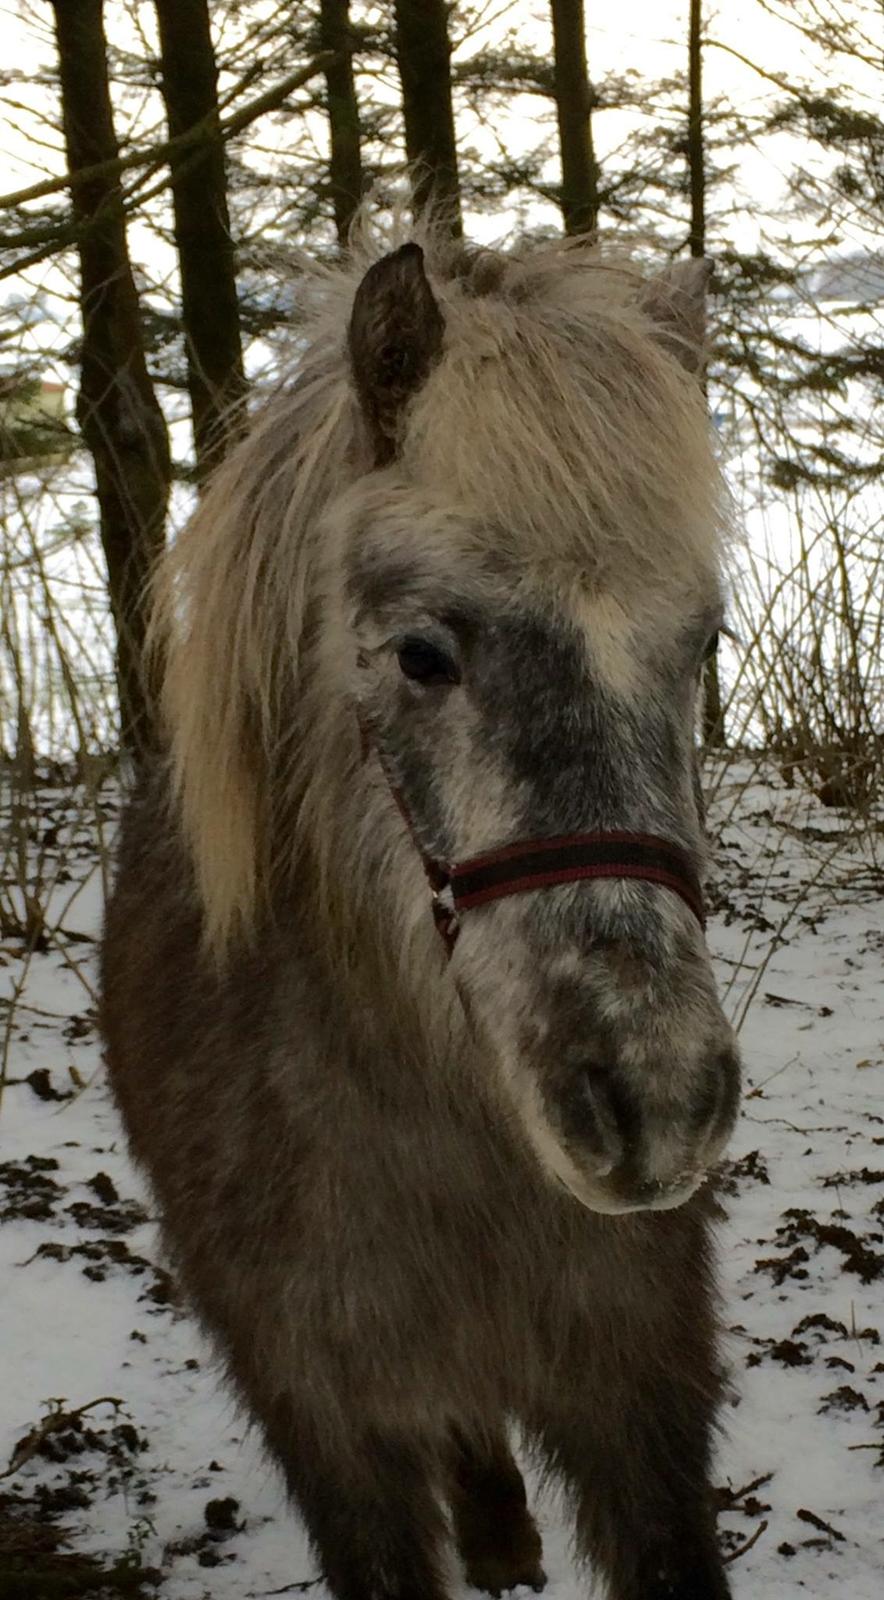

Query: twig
796,1507,846,1542
247,1581,325,1597
1,1396,123,1479
745,1053,799,1099
723,1519,768,1565
720,1470,774,1506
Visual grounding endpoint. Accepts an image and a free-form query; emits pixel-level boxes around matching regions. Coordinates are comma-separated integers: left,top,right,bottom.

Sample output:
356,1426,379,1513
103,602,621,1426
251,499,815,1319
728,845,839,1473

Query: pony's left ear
640,257,711,375
348,242,446,466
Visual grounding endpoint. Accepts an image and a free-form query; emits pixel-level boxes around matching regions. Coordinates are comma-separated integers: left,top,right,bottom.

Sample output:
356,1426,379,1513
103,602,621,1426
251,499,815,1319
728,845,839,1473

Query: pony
101,222,742,1600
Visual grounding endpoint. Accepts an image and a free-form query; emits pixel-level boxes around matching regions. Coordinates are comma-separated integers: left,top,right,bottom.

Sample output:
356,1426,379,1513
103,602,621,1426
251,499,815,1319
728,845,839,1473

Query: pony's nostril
587,1065,641,1151
558,1064,632,1174
709,1046,741,1144
688,1045,740,1139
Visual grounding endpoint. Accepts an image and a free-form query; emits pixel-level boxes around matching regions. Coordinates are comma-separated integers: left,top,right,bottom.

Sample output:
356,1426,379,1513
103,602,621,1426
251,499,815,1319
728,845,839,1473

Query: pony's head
159,230,740,1216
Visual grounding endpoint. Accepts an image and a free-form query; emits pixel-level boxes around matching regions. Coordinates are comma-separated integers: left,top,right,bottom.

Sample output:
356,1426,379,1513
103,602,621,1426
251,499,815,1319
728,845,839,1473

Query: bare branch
0,51,336,214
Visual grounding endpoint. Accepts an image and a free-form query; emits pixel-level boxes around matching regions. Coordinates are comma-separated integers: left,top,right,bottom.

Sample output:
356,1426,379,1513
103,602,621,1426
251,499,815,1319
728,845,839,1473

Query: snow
2,759,882,1597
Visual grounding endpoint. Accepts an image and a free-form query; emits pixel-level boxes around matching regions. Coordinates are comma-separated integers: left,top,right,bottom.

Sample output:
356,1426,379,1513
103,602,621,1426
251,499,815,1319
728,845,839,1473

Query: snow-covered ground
2,759,882,1598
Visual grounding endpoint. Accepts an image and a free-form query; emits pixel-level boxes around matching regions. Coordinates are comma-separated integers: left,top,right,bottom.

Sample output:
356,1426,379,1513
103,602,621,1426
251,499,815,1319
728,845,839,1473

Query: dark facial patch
470,607,696,847
473,610,625,830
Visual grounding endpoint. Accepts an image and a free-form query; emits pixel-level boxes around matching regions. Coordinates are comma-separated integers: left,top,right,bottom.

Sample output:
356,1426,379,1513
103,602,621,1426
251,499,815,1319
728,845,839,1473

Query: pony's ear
348,242,445,465
640,258,710,375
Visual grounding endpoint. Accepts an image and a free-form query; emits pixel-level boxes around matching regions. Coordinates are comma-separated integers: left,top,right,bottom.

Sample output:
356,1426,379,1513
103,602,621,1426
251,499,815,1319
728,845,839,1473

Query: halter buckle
431,883,460,951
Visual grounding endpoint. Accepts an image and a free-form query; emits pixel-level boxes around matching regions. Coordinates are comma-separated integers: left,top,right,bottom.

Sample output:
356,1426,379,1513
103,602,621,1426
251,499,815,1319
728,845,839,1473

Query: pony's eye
702,631,719,661
396,638,460,687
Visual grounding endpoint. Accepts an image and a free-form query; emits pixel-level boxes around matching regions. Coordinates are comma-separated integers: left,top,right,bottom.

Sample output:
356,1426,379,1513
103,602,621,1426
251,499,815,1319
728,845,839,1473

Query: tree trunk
50,0,171,757
154,0,245,482
688,0,706,262
320,0,363,248
550,0,599,235
688,0,725,746
393,0,462,236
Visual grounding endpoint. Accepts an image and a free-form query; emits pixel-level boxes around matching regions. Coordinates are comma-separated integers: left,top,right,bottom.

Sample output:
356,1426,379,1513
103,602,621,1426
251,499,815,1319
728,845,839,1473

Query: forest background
0,0,881,903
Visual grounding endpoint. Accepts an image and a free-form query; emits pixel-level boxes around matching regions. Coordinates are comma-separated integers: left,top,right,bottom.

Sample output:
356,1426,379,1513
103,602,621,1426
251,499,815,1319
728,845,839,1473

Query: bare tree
154,0,245,482
320,0,364,248
393,0,462,235
550,0,599,234
688,0,706,264
687,0,724,745
50,0,171,754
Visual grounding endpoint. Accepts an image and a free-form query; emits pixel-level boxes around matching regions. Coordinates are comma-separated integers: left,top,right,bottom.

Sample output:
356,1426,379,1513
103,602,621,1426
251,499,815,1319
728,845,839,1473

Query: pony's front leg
448,1425,546,1596
533,1393,730,1600
265,1403,451,1600
528,1216,731,1600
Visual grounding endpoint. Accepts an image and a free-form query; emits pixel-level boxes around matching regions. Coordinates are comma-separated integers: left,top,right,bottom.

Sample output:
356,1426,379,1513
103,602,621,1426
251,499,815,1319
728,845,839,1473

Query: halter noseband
363,729,705,954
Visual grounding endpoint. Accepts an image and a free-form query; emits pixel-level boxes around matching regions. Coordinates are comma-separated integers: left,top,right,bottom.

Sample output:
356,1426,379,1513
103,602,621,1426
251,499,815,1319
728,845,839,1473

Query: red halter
363,729,705,954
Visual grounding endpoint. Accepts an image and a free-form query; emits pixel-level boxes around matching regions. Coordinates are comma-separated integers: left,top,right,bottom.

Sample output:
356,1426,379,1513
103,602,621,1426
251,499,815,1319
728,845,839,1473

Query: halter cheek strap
361,725,705,954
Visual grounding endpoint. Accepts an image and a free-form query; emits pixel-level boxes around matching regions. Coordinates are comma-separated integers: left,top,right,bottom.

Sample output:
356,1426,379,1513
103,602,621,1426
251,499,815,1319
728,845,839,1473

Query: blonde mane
153,219,726,958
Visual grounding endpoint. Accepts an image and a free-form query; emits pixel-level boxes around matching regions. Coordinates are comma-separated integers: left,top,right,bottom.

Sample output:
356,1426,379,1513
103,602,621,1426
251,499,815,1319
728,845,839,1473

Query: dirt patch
718,1149,771,1196
1,1401,160,1598
818,1386,869,1414
746,1337,813,1369
822,1169,884,1189
29,1238,174,1304
64,1195,149,1234
0,1499,159,1599
756,1208,884,1285
0,1157,62,1224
